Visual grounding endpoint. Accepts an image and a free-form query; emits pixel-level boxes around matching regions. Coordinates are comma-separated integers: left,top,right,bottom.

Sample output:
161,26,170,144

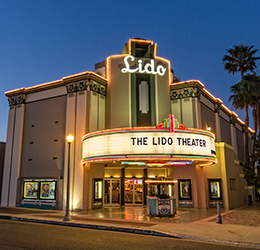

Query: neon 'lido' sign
121,55,167,76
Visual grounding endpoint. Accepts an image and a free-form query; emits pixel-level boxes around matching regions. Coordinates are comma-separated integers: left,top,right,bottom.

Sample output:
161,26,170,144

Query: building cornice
5,71,107,98
62,71,107,85
170,80,254,134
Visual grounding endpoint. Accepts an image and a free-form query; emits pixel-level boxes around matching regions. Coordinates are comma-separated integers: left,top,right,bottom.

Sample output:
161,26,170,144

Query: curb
0,215,12,220
9,216,175,238
1,216,260,248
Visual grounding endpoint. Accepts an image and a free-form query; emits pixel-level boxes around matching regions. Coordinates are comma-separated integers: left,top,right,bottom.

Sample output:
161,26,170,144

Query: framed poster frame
208,179,222,200
23,181,39,199
178,179,192,200
39,181,57,200
93,178,103,203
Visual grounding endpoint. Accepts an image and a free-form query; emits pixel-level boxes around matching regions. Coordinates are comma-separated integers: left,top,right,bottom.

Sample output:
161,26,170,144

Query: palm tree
224,44,260,165
229,80,252,164
244,73,260,161
223,44,260,81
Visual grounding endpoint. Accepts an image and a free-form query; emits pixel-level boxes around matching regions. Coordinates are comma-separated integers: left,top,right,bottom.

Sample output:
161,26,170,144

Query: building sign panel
121,55,167,76
82,128,216,163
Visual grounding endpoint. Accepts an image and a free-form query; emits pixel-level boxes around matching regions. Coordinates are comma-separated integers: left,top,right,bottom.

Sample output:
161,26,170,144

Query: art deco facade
1,38,251,211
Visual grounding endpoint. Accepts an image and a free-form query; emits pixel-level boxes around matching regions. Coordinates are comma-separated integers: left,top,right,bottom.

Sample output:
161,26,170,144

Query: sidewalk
0,203,260,248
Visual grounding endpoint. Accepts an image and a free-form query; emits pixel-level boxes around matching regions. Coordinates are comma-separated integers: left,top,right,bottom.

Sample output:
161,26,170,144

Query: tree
244,73,260,156
240,161,260,189
229,80,252,164
223,44,260,81
223,45,260,165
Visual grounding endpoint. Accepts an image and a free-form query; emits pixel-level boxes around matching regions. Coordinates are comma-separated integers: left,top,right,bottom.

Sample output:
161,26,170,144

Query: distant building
0,142,6,203
1,38,252,211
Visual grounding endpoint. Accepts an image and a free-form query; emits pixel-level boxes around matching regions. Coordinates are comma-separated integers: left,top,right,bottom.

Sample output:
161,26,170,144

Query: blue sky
0,0,260,141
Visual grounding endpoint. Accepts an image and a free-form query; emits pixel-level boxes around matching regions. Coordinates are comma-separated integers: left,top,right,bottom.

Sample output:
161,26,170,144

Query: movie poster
40,182,56,199
23,182,38,199
209,179,222,200
179,179,192,200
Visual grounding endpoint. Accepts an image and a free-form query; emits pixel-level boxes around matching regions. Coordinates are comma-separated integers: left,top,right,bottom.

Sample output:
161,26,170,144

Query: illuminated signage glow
121,55,167,76
82,128,216,164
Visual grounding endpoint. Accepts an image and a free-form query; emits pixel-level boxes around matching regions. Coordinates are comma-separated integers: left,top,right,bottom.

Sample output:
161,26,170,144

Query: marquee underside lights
82,127,217,166
121,161,146,165
145,180,178,184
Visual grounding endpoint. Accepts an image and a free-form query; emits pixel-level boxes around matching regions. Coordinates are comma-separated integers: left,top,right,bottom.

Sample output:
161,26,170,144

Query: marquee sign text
131,137,207,147
82,130,216,162
121,55,167,76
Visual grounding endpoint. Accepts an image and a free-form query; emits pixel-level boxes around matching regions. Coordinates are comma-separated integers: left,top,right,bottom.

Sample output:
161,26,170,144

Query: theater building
1,38,251,212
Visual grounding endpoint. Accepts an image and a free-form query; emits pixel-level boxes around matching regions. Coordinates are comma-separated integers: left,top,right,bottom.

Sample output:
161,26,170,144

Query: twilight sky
0,0,260,142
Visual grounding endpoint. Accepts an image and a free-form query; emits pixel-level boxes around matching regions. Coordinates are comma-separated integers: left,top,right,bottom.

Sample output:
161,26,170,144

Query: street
0,220,256,250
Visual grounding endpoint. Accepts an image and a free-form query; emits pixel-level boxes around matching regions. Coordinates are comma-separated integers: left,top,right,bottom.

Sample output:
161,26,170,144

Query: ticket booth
146,178,177,216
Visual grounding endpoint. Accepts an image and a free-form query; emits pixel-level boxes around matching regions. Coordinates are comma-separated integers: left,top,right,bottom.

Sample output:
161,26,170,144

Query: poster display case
93,178,103,208
208,179,222,200
23,181,39,199
21,179,57,209
39,181,56,200
178,179,192,200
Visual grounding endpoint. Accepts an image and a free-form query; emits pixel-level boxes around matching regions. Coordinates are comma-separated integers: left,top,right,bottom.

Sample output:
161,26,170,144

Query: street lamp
63,133,74,221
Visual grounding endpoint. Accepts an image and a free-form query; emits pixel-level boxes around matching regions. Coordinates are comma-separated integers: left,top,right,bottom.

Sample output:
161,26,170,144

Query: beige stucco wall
1,107,16,206
106,56,132,129
20,96,66,178
83,163,105,210
205,143,247,210
170,97,201,129
171,165,198,208
107,56,170,129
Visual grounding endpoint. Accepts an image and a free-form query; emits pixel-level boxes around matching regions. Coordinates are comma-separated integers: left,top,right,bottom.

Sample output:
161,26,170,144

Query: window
139,81,149,114
230,178,236,191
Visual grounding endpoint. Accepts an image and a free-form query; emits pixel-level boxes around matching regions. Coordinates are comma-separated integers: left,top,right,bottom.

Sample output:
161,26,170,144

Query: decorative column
1,94,25,207
214,104,221,142
64,77,106,211
170,86,201,128
63,82,77,211
230,114,238,155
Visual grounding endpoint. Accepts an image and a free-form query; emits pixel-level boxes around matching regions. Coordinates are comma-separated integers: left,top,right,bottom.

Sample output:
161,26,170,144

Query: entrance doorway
104,179,120,206
124,179,143,205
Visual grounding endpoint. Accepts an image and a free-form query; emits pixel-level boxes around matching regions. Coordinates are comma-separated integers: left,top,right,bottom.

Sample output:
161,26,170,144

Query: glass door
104,180,111,204
104,179,120,206
134,179,143,204
125,179,134,204
125,179,143,205
111,180,120,204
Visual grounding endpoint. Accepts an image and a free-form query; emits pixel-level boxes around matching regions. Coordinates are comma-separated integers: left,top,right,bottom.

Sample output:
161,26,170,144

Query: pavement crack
228,231,237,234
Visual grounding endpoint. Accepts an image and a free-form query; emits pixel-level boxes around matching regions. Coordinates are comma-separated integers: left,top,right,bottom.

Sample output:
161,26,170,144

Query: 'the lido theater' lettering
131,136,207,147
121,55,167,76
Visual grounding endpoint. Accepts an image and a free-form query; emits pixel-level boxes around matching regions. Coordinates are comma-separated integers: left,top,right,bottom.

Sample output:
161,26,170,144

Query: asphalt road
0,220,256,250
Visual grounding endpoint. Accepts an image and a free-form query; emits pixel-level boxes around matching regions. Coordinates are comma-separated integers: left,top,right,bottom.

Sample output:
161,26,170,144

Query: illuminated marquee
121,55,167,76
82,128,216,164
